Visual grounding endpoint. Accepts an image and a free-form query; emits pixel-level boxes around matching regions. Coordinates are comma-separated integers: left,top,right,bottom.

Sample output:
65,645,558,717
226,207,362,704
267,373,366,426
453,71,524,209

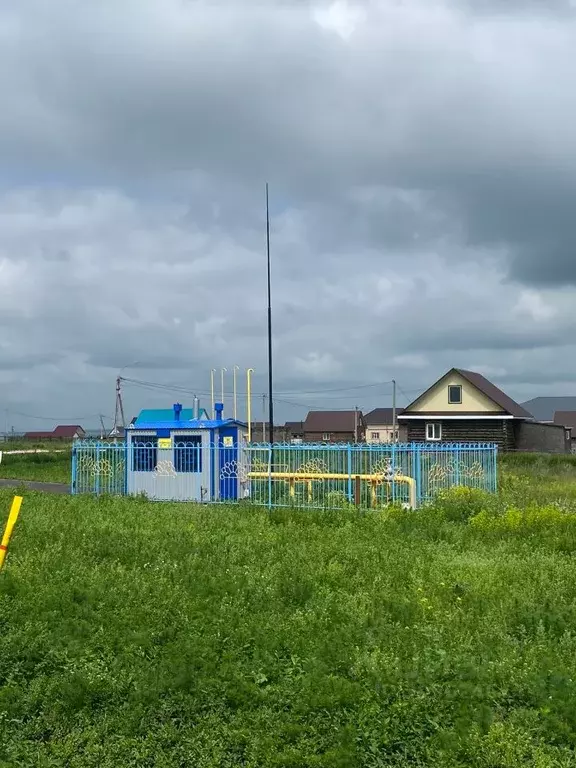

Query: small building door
218,426,239,501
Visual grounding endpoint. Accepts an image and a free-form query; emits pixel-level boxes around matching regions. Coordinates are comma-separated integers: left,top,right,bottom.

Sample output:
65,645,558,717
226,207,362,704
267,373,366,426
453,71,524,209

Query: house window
426,423,442,441
174,435,202,473
133,436,158,472
448,385,462,404
322,433,331,441
371,431,380,440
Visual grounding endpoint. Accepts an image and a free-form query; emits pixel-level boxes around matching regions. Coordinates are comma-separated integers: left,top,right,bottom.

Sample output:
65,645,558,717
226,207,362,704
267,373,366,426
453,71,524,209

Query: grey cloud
1,1,576,428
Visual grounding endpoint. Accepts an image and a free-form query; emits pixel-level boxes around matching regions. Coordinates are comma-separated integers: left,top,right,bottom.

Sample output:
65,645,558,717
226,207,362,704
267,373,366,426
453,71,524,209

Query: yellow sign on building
158,438,172,449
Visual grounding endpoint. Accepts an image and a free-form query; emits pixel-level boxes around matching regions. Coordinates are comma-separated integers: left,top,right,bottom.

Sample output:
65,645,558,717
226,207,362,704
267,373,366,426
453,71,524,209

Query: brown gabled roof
304,410,364,432
454,370,532,418
365,407,404,425
554,411,576,431
403,367,532,419
53,425,85,438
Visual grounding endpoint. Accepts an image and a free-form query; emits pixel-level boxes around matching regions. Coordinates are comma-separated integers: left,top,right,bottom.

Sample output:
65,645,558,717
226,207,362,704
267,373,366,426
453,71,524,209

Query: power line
396,384,415,403
121,376,395,398
7,410,106,422
273,397,352,411
275,380,394,395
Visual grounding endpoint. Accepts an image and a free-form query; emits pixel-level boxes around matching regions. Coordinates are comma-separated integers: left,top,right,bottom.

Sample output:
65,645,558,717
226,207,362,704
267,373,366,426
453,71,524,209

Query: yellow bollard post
0,496,23,571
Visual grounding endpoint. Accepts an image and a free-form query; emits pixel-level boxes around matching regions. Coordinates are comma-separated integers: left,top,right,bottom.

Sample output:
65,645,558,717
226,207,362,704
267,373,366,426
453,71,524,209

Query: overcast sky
1,0,576,430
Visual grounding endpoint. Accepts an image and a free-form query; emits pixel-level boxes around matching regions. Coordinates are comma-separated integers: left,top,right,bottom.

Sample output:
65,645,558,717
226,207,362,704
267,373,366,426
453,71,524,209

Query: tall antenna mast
266,182,274,445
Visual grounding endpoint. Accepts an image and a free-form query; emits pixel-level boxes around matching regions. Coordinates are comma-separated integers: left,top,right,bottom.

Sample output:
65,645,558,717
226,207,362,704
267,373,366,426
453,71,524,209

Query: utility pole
266,182,274,445
392,379,397,443
111,376,126,437
354,406,358,443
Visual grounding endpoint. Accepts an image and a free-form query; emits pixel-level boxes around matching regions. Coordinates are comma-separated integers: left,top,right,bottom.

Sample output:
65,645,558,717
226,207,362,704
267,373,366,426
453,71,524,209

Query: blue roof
131,405,247,431
135,408,208,424
132,414,247,431
132,419,246,430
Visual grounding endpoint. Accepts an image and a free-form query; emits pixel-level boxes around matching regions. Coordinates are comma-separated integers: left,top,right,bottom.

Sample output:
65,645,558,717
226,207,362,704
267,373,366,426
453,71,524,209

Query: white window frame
370,431,380,441
322,433,331,441
426,422,442,441
448,385,462,405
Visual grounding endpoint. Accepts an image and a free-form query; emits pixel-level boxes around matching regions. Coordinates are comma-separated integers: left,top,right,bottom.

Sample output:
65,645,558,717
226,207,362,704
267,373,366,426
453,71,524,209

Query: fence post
71,443,77,495
391,443,396,504
123,441,128,495
354,475,361,507
415,444,421,507
455,443,461,486
267,443,273,510
492,445,498,492
95,443,100,496
347,444,353,503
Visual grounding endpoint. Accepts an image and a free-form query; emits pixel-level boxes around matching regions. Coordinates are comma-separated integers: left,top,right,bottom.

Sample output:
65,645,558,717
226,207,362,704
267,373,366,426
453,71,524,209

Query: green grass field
1,455,576,765
0,450,70,484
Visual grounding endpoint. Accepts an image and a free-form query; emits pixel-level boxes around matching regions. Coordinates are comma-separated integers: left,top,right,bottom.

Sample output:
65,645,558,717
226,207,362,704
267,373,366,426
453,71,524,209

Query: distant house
522,397,576,422
23,431,54,441
24,425,86,441
249,423,288,443
303,410,365,443
553,411,576,452
284,421,305,444
365,408,406,444
398,368,569,452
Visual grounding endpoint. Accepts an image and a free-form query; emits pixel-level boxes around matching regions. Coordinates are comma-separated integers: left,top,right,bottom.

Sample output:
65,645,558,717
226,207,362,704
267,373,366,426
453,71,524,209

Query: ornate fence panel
413,442,497,503
71,441,127,496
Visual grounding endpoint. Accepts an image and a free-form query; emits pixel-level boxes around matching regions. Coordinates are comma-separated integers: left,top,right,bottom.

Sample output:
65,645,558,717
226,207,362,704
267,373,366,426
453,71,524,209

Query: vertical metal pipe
392,379,397,444
210,369,216,420
247,368,254,442
220,368,227,410
233,366,239,420
266,183,274,445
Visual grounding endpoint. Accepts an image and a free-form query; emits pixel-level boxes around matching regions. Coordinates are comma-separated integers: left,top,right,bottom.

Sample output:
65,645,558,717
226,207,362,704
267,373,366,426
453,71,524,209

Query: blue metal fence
72,440,497,508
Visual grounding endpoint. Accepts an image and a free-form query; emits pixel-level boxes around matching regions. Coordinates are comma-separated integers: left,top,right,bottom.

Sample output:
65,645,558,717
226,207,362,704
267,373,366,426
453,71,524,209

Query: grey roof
284,421,304,433
553,411,576,431
365,407,404,425
522,397,576,422
304,410,364,432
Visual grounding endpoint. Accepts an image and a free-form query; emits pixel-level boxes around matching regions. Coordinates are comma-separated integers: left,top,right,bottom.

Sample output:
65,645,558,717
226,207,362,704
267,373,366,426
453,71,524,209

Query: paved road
0,479,70,494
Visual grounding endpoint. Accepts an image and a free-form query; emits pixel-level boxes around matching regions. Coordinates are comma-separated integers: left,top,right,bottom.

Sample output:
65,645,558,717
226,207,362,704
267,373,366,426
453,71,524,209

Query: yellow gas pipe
0,496,23,571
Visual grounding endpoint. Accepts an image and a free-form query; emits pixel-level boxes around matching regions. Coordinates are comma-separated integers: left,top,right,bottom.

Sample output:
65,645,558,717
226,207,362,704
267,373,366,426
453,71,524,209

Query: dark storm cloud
1,0,576,427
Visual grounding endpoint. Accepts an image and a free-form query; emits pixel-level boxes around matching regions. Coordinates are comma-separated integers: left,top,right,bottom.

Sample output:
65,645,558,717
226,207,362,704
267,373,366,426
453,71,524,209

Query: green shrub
470,502,576,534
325,490,355,509
431,485,496,522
